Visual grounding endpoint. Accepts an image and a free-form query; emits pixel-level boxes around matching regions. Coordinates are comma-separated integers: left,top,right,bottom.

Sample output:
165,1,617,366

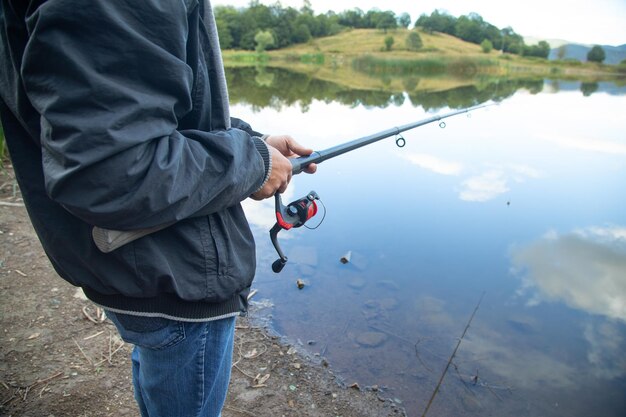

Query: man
0,1,315,416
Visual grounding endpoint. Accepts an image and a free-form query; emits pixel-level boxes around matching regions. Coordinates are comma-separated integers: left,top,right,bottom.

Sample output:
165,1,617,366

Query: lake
230,66,626,417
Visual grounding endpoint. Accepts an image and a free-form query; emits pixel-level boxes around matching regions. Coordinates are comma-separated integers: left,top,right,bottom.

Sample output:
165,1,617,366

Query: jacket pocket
120,207,255,303
205,206,256,300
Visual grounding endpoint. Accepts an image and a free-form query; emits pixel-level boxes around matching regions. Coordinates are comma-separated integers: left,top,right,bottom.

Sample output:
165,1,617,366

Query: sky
213,0,626,46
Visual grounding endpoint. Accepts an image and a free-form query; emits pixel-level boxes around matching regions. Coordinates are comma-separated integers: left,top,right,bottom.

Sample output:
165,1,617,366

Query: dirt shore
0,165,404,417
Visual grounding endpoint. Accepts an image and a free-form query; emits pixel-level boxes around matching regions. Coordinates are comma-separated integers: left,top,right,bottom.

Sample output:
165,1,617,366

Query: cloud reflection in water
459,164,541,202
511,226,626,379
459,169,509,202
401,152,463,176
511,226,626,322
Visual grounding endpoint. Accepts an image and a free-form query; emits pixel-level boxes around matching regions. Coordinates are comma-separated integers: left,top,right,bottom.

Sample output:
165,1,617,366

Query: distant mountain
524,36,626,64
548,43,626,64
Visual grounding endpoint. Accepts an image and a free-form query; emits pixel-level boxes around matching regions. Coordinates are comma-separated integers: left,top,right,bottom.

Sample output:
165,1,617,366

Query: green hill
277,28,484,56
222,28,625,93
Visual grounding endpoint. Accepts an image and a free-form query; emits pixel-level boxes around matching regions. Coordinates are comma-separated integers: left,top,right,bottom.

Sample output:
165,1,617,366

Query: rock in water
355,331,388,348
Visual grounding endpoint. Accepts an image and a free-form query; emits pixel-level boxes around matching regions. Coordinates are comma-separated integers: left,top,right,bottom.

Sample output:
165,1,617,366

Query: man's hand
264,135,317,174
251,135,317,200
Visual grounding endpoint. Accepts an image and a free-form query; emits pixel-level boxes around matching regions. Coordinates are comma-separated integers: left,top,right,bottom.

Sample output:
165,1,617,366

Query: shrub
384,35,394,51
405,32,423,51
480,39,493,53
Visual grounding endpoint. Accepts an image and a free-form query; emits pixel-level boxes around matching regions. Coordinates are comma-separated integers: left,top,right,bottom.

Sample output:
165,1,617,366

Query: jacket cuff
252,136,272,192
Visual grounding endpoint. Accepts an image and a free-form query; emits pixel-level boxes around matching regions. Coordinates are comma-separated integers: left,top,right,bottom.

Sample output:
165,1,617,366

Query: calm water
231,67,626,417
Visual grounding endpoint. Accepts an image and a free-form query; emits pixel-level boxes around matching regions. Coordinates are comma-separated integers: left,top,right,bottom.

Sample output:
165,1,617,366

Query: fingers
265,135,313,158
286,140,313,158
250,136,317,201
303,162,317,174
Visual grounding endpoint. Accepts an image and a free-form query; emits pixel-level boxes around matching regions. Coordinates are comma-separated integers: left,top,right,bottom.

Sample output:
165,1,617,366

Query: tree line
414,10,550,58
216,2,603,61
215,1,410,50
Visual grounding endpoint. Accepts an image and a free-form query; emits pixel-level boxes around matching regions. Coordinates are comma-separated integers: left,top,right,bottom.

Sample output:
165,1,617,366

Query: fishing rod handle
291,152,322,175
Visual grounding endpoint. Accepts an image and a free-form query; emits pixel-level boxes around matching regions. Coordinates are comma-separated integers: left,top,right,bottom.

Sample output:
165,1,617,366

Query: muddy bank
0,165,404,417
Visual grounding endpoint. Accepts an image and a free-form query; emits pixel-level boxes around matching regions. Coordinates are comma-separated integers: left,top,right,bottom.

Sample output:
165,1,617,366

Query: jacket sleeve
21,0,267,230
231,117,265,138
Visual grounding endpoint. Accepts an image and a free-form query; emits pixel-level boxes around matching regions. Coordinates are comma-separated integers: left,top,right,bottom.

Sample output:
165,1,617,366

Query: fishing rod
93,103,492,271
269,103,492,273
290,103,490,175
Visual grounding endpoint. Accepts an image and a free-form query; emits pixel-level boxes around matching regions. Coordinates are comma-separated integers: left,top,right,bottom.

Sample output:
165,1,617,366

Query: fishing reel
269,190,321,273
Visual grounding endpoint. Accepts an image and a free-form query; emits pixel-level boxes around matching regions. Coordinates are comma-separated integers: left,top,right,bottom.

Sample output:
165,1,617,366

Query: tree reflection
226,66,543,111
226,66,625,111
581,82,599,97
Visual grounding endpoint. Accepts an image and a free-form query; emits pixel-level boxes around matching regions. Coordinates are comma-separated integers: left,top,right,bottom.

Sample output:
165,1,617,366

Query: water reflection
510,226,626,385
584,319,626,379
226,66,535,110
548,80,626,96
459,165,542,202
226,66,626,112
400,151,544,203
538,132,626,155
231,67,626,416
400,152,463,176
511,226,626,321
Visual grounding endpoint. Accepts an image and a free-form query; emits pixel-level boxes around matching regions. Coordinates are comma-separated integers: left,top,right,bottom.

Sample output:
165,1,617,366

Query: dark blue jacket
0,0,270,319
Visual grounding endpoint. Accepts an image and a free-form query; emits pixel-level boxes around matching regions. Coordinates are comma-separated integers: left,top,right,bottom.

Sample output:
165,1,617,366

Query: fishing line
304,198,326,230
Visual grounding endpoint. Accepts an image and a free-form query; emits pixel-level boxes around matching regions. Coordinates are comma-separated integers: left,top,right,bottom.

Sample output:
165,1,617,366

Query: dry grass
262,58,487,93
277,28,485,57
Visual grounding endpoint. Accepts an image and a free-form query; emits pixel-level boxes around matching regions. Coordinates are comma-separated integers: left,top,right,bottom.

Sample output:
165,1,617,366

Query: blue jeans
106,311,236,417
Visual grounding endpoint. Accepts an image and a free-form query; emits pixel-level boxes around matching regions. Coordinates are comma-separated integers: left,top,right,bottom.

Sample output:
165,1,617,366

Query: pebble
379,297,399,310
376,280,400,291
355,331,388,348
347,277,366,290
